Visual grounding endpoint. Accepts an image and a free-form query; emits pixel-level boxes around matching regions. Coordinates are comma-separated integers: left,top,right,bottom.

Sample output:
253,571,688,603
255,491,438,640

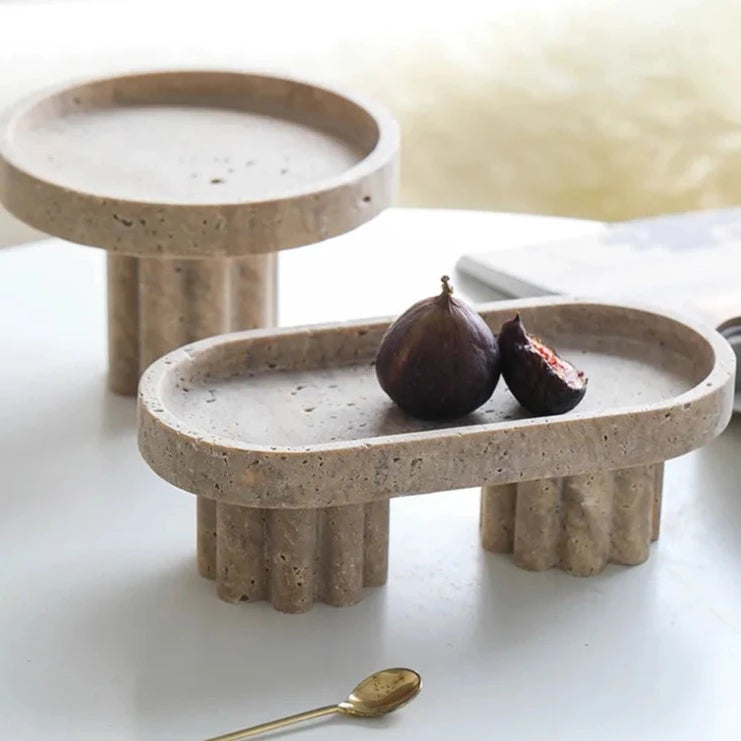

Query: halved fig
498,314,587,416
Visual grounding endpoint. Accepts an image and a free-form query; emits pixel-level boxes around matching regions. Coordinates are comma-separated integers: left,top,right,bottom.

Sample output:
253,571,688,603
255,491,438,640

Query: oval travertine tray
137,297,735,611
0,70,398,256
140,297,734,507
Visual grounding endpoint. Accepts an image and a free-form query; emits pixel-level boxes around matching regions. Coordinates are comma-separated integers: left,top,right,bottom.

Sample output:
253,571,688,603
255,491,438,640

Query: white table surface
2,208,740,741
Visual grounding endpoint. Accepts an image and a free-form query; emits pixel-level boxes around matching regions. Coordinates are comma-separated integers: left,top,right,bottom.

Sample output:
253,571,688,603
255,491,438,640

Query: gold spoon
204,667,422,740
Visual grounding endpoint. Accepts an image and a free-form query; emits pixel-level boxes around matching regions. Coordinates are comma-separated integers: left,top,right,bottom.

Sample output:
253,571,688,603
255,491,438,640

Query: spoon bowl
339,668,422,717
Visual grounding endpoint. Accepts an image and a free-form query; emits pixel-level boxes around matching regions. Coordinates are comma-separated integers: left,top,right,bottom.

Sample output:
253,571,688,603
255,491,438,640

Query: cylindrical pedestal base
107,254,140,395
197,497,218,580
561,471,614,575
512,478,562,571
363,500,390,587
481,463,664,575
479,483,517,553
137,257,230,373
106,252,277,393
202,498,391,613
611,465,656,565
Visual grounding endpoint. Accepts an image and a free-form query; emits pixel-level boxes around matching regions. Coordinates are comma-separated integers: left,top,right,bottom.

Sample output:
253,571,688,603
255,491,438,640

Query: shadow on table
4,534,707,740
472,545,701,733
97,378,138,436
5,370,135,459
4,553,398,738
687,416,741,560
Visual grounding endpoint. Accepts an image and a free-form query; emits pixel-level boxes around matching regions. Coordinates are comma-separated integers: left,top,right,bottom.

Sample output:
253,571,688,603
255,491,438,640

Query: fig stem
440,275,453,296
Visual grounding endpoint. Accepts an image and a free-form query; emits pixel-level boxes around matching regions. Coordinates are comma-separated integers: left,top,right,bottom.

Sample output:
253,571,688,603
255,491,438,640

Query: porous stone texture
0,71,399,257
480,464,663,576
211,501,389,613
109,253,276,392
138,296,735,610
197,495,219,581
139,298,735,508
107,254,140,395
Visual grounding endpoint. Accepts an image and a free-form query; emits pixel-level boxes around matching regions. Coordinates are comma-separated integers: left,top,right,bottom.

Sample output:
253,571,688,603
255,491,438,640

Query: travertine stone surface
320,504,365,606
199,253,278,577
197,496,218,581
229,254,278,330
480,484,517,553
139,298,735,509
209,501,386,613
611,464,656,565
107,252,278,396
138,297,734,608
560,471,614,575
106,254,139,395
512,478,562,571
481,466,660,576
652,463,664,542
0,71,399,257
268,509,318,613
138,257,230,373
216,503,267,603
363,500,390,587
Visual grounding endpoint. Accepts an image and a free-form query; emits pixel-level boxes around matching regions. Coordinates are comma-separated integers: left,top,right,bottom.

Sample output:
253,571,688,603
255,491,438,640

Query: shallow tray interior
3,71,378,204
159,301,714,450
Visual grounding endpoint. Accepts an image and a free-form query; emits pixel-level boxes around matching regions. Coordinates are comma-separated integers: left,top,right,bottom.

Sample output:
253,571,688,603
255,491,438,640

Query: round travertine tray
0,70,398,397
0,70,398,256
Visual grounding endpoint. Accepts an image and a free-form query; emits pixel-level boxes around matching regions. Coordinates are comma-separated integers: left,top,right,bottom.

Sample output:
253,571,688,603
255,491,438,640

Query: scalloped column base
197,499,389,613
480,463,664,575
107,252,277,396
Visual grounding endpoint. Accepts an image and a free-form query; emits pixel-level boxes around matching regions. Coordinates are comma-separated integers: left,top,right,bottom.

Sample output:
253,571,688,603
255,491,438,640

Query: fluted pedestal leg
107,254,140,395
138,256,229,370
363,500,390,587
198,497,219,581
229,254,277,329
199,497,391,612
480,483,517,553
480,463,665,575
611,465,656,565
320,504,365,606
512,478,562,571
106,253,277,389
561,471,614,575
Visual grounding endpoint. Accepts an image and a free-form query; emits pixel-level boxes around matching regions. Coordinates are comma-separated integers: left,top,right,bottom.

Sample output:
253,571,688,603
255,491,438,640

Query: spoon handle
203,705,340,740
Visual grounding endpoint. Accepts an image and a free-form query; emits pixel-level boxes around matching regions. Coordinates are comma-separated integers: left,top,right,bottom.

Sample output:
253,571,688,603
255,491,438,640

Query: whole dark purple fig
498,314,587,416
375,276,501,420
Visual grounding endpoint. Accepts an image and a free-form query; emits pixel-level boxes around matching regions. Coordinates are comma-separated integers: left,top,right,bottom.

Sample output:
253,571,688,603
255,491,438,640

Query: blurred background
1,0,739,245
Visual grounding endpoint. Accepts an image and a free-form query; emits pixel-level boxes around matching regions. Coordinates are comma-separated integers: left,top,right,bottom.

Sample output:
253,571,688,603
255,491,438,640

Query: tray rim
0,68,399,255
138,296,735,507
